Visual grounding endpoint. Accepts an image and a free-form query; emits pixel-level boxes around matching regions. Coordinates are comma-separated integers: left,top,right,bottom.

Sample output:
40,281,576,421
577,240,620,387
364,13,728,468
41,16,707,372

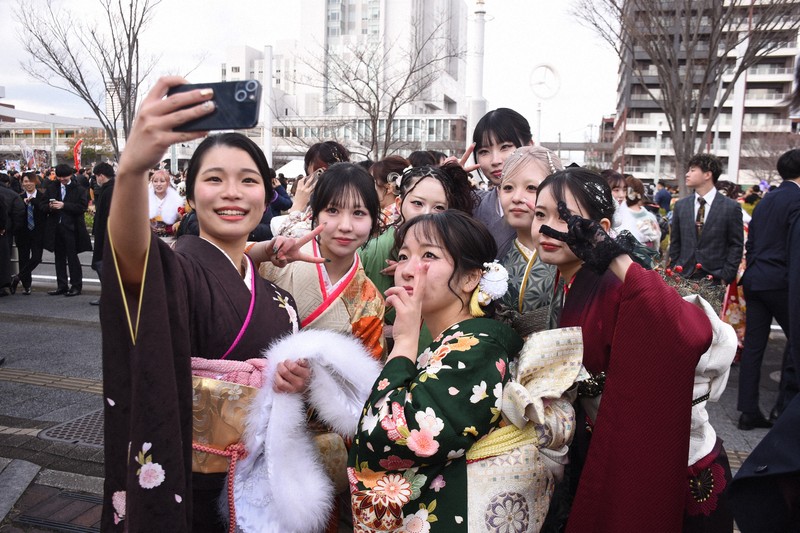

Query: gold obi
191,376,258,474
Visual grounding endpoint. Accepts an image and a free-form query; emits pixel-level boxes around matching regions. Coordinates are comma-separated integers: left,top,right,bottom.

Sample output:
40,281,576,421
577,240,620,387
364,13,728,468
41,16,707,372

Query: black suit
0,185,25,289
738,181,800,415
668,190,744,284
44,179,92,291
91,178,114,273
15,190,48,290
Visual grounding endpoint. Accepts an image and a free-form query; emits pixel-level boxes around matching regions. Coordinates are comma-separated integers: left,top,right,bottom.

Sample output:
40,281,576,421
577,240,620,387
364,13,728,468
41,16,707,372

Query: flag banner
33,149,49,169
20,142,34,168
74,138,84,168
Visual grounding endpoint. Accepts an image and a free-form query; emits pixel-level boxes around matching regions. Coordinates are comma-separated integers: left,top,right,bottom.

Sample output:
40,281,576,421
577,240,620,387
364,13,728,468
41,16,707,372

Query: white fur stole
229,329,381,533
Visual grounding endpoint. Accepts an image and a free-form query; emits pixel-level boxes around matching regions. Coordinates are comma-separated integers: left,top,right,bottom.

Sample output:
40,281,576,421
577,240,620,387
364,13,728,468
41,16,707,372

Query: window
231,66,240,73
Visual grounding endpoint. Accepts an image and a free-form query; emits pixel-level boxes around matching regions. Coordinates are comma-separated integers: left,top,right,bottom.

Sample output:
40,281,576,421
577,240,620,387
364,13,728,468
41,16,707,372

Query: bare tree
15,0,161,159
297,18,464,160
574,0,800,196
740,132,796,184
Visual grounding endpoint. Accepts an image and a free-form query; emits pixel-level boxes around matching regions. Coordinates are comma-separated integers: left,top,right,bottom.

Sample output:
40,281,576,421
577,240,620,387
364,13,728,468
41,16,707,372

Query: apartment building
613,2,799,184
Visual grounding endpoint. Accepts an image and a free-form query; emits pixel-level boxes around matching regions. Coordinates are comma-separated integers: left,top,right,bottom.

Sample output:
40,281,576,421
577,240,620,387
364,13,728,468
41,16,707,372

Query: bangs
501,157,550,185
394,216,446,257
326,183,366,209
408,218,446,250
474,113,528,150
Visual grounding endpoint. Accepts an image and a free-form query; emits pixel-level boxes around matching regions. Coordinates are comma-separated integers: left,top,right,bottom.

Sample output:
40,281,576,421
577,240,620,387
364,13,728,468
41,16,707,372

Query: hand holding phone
167,80,262,132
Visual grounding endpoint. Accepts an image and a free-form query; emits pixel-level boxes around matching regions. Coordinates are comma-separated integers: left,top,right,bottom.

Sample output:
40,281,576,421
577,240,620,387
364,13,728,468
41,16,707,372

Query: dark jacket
92,179,114,265
729,393,800,532
17,190,48,246
740,180,800,292
43,179,92,253
0,185,25,238
668,190,744,283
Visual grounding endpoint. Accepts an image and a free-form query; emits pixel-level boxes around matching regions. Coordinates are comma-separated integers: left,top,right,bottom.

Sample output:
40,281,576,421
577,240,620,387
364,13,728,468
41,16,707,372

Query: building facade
613,1,799,184
220,0,469,164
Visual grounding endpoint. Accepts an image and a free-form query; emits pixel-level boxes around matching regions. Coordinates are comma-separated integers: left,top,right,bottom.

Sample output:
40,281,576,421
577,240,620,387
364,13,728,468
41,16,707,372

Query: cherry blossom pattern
112,490,126,524
402,503,438,533
135,442,165,489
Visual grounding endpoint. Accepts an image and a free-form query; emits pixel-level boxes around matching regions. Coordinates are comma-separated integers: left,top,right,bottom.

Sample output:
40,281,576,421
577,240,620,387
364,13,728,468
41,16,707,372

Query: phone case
167,80,262,132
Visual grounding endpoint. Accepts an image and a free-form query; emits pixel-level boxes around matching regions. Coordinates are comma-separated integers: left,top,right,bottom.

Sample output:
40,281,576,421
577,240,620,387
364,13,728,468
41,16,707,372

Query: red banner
73,139,84,168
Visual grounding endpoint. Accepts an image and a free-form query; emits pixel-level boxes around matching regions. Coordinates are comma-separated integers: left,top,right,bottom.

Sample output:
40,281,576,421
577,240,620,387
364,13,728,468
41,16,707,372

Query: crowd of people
2,75,799,533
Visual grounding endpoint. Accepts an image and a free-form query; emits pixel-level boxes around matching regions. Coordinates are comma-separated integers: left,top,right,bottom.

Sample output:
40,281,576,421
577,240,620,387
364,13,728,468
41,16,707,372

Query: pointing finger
411,262,429,302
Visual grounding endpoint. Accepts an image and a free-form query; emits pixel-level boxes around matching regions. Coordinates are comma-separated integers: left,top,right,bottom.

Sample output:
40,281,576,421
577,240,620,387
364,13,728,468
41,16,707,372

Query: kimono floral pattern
349,318,523,532
135,442,165,489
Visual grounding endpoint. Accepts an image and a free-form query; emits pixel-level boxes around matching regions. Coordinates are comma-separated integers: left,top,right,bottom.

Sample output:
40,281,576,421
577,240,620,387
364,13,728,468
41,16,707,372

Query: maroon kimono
101,235,298,532
561,263,712,533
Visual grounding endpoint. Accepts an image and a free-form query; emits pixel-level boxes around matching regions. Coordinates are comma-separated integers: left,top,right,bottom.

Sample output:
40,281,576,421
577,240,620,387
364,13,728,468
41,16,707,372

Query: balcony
741,118,792,132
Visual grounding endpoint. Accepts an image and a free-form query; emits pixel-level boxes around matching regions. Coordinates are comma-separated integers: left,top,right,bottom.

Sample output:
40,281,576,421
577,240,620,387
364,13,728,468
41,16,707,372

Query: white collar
696,189,716,205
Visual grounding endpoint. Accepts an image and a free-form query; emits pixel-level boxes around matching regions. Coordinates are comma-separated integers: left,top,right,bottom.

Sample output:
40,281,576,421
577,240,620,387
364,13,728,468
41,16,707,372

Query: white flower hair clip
470,261,509,317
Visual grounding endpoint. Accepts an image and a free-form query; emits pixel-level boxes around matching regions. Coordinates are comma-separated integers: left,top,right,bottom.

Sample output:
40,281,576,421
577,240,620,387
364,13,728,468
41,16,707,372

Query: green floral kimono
348,318,523,532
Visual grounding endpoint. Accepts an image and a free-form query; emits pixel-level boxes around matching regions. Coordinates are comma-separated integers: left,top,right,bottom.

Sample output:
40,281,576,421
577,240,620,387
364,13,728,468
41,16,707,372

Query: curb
0,459,41,522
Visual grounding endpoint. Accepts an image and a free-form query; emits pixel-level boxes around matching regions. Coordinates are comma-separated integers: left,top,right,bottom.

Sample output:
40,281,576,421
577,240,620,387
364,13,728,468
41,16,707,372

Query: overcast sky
0,0,619,145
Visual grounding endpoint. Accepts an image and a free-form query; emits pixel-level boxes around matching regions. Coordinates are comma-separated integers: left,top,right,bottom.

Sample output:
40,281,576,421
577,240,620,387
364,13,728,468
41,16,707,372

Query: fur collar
230,329,381,532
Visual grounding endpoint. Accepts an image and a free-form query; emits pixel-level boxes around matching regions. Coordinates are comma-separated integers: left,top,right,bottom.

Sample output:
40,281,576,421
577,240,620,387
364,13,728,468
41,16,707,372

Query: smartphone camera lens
235,89,248,102
245,80,258,92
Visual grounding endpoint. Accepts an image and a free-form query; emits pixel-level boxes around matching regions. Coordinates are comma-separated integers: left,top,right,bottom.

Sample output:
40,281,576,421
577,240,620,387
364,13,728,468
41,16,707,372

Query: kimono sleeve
355,333,511,466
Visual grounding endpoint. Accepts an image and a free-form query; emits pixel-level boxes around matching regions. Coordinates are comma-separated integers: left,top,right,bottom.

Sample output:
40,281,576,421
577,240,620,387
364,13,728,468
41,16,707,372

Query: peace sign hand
539,201,635,275
266,224,328,267
442,143,481,173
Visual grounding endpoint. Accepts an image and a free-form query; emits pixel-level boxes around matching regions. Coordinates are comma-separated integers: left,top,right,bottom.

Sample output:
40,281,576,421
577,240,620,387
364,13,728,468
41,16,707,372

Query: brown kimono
101,235,298,532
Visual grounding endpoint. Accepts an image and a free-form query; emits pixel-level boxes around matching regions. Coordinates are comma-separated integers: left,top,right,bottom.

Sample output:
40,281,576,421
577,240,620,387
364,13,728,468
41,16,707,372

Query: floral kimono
500,239,558,335
348,318,523,532
260,239,385,359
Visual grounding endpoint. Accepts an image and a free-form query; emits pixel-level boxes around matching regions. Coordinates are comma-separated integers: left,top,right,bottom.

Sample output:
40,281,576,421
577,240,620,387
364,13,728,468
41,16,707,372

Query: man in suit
44,163,92,297
0,173,25,297
668,153,743,285
11,173,49,295
737,149,800,430
89,163,115,306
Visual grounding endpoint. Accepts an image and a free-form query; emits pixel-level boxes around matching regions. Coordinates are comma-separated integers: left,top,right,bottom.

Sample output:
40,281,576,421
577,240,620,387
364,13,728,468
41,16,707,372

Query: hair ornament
626,187,641,201
469,261,509,317
545,151,557,174
387,171,402,189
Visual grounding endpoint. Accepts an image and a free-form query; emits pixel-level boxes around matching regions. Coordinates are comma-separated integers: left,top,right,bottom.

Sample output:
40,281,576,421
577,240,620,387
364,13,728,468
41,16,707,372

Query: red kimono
561,263,712,532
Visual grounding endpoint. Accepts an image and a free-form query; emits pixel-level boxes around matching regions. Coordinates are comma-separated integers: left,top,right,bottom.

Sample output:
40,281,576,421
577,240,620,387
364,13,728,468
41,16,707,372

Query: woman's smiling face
189,145,266,248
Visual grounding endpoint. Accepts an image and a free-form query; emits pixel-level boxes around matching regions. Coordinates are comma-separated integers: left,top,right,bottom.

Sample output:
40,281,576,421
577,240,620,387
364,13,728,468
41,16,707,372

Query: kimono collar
199,237,253,293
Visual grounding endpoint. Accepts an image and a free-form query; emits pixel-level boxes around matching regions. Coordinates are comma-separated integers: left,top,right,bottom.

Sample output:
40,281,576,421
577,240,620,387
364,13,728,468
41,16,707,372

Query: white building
220,0,469,163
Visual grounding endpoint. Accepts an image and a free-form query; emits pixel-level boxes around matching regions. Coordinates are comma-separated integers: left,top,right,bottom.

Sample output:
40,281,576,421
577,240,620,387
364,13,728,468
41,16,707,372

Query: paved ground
0,267,787,531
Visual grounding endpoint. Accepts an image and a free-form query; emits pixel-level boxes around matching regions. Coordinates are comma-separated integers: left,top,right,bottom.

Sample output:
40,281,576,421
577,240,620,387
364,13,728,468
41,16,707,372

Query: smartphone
167,80,262,132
